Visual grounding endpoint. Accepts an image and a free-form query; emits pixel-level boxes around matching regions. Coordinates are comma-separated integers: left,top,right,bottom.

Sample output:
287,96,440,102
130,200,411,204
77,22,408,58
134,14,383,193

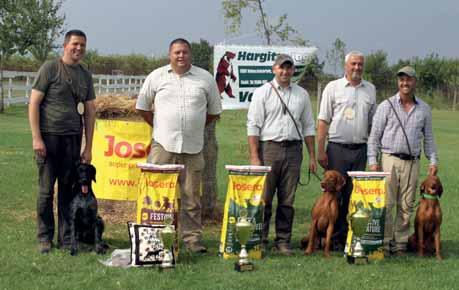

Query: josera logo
146,180,176,189
354,184,383,195
233,183,263,192
104,135,150,158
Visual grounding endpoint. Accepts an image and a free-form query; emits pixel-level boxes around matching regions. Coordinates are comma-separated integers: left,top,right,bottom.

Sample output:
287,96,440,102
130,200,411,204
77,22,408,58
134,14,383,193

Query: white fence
1,70,146,106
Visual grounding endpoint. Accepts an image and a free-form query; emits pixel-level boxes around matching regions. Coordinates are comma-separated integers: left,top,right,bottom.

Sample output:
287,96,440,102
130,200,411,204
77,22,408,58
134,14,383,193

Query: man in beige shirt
136,38,222,253
317,51,376,250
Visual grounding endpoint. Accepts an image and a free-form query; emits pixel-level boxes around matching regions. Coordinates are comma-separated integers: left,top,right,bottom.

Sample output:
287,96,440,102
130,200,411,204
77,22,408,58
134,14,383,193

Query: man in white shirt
136,38,222,253
317,51,376,250
247,54,317,255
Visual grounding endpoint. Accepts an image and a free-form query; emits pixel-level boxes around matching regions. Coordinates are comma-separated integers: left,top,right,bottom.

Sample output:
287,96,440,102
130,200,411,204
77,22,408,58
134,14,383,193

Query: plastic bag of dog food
219,165,270,260
345,171,390,260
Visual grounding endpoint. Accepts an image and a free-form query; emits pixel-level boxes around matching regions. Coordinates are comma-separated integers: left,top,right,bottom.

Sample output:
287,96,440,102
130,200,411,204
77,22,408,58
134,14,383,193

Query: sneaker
274,243,293,256
185,241,207,253
39,241,52,254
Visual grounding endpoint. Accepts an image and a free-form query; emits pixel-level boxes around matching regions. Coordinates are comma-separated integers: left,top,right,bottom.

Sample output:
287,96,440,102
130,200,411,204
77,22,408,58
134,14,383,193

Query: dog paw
70,248,78,256
95,245,106,255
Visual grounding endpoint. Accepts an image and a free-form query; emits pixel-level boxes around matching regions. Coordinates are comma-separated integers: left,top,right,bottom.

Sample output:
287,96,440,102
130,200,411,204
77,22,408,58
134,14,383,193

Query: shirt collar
341,76,364,88
167,64,194,75
395,93,419,104
272,78,291,91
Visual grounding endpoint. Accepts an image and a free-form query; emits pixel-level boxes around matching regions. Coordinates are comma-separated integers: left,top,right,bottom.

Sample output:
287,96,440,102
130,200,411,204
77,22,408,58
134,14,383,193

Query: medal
77,102,85,115
344,107,355,120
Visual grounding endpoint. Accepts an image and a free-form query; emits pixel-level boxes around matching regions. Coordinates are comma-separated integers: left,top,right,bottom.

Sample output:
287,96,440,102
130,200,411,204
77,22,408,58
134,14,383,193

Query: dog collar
421,193,439,200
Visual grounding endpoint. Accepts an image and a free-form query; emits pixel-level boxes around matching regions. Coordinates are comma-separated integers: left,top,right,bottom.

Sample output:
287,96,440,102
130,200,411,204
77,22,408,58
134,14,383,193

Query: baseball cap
397,66,416,78
273,54,294,66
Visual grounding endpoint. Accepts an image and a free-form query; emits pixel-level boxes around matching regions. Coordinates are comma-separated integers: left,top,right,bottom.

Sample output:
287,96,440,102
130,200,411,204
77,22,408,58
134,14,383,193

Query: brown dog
408,175,443,260
302,170,345,257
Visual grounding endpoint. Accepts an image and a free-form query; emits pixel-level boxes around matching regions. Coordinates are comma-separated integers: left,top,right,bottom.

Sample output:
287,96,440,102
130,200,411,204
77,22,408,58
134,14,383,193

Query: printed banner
345,172,390,260
220,165,270,260
136,170,180,225
92,119,152,200
213,44,317,110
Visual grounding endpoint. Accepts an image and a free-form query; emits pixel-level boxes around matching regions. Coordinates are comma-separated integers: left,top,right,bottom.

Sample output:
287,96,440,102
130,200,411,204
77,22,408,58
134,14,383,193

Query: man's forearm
206,114,220,125
84,100,96,151
137,109,153,127
304,136,316,160
317,120,329,153
248,135,260,160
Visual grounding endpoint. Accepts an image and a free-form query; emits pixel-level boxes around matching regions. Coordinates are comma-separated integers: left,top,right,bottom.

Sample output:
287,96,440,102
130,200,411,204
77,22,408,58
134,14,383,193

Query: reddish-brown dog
408,175,443,260
302,170,345,257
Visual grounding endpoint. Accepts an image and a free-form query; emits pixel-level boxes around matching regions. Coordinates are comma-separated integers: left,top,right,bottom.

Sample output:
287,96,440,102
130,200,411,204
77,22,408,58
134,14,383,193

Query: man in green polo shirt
29,29,96,254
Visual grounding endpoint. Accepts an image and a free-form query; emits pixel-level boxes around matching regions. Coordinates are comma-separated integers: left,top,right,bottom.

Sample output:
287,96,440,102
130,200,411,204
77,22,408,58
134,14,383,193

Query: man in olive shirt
136,38,222,253
29,30,96,253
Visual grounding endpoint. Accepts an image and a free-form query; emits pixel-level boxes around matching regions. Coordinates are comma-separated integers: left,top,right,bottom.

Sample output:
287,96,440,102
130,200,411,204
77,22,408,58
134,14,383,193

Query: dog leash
300,169,322,186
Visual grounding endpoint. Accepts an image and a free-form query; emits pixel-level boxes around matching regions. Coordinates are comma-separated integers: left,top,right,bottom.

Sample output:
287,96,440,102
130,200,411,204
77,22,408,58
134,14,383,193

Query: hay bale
94,94,142,120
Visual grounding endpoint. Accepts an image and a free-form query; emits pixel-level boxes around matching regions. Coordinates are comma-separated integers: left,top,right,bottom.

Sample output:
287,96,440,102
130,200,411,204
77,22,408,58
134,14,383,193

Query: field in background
0,106,458,290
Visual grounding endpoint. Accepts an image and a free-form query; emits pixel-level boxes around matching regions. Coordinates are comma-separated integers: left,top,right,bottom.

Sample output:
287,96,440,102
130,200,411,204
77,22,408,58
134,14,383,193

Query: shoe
39,241,52,254
185,241,207,253
274,243,293,256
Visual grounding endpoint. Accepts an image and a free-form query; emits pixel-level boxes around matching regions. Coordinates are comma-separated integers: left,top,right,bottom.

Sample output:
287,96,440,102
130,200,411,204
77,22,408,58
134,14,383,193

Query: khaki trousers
381,153,420,252
148,141,205,244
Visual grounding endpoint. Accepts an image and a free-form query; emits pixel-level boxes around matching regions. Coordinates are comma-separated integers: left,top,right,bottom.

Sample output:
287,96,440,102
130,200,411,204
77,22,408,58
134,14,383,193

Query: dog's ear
420,180,426,194
90,164,97,182
437,179,443,198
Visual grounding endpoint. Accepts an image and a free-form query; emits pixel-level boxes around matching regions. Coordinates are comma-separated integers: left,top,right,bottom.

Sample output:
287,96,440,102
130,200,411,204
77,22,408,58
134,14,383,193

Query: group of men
30,30,438,258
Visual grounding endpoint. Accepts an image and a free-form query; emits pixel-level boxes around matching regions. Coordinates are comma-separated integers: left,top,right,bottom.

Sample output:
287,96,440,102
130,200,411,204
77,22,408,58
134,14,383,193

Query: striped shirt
367,94,438,165
136,65,222,154
247,78,315,141
318,77,376,144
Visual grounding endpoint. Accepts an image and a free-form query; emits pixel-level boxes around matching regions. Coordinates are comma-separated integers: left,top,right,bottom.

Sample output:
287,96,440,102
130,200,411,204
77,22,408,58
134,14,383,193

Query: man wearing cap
317,51,376,250
247,54,317,255
368,66,438,256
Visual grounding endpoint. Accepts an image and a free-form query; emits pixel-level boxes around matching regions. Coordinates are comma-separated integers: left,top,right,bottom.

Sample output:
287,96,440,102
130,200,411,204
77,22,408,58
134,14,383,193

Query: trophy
347,201,371,265
159,216,175,270
234,208,255,272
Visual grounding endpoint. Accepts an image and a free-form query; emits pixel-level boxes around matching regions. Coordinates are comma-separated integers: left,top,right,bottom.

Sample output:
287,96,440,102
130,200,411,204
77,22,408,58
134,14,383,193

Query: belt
390,153,420,161
329,142,366,150
265,140,302,147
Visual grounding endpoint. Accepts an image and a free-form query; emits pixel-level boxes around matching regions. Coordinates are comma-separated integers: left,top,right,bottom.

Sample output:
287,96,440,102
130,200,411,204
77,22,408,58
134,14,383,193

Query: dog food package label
136,171,180,226
92,119,152,201
219,165,271,260
127,222,176,267
345,171,390,260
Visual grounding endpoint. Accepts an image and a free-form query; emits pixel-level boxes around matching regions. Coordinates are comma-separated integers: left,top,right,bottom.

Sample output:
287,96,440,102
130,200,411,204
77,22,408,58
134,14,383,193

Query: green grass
1,106,459,290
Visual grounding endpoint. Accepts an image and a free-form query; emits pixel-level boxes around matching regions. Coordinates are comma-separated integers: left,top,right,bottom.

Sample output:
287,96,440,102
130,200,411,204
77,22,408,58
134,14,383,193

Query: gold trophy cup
234,209,255,272
159,216,175,270
347,201,371,265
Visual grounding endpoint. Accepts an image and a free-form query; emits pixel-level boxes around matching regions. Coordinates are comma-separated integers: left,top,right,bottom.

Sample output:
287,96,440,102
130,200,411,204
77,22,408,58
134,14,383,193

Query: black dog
69,163,106,256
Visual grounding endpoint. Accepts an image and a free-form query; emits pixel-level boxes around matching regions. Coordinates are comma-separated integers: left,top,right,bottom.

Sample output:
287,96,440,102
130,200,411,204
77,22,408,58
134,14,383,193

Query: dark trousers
326,142,367,245
36,134,81,246
259,141,302,245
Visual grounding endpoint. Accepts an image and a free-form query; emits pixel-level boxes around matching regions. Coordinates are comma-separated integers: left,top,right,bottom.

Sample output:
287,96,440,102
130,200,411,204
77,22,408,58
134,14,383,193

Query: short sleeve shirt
32,58,96,135
136,65,222,154
318,77,376,144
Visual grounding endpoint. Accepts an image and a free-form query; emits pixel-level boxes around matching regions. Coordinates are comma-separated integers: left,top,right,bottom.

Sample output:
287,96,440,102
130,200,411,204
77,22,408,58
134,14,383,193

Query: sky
62,0,459,64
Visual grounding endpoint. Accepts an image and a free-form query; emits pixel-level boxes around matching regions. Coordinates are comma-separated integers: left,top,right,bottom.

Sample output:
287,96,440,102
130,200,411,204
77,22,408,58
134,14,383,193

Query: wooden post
105,77,109,93
98,77,102,95
25,76,30,99
7,78,13,107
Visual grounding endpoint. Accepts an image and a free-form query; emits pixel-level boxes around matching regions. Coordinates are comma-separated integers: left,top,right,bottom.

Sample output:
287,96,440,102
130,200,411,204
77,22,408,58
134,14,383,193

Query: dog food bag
219,165,271,260
345,171,390,260
134,163,182,265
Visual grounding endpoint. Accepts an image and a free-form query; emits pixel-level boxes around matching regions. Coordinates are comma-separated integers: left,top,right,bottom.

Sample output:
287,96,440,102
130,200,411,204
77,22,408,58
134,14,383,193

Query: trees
0,0,64,112
28,0,65,63
222,0,306,45
363,50,393,101
325,38,346,76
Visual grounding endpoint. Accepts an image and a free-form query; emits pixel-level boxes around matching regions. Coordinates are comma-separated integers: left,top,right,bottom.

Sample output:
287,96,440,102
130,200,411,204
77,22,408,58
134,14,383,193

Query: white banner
213,44,317,110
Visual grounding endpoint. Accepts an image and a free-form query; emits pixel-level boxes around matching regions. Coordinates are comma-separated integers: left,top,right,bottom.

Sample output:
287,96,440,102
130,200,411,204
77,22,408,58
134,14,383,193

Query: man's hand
33,137,46,157
369,164,379,171
318,151,328,169
81,148,92,164
428,165,438,176
309,157,317,174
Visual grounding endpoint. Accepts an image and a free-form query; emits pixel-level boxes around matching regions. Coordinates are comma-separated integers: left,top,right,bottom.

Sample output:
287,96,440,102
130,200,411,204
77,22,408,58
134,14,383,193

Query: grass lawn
1,105,458,290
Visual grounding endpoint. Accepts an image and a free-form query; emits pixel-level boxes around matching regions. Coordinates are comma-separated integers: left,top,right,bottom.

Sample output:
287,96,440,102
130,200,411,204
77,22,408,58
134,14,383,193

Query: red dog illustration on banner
216,51,237,98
